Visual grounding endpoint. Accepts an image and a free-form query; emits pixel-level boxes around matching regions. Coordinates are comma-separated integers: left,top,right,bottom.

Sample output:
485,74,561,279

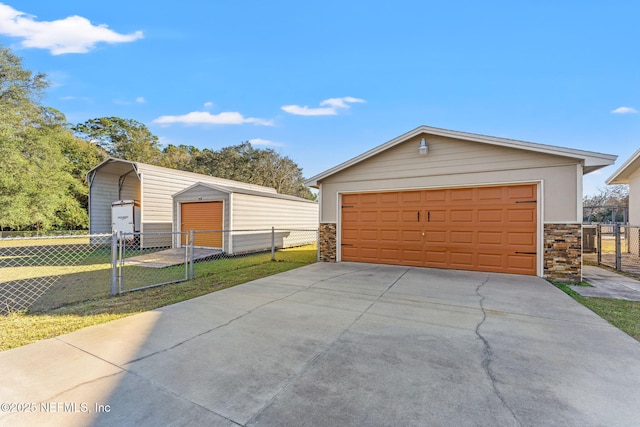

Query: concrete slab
575,265,640,301
2,263,640,426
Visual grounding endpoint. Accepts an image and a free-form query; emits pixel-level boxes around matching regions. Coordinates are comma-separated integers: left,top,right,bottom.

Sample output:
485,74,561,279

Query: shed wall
230,193,319,253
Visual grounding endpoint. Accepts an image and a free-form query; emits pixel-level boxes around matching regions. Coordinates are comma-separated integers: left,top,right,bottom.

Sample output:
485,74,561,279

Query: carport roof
606,148,640,184
305,125,617,187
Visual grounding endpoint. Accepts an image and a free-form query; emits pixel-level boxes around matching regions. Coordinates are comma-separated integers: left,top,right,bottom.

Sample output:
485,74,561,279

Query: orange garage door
181,201,223,247
341,184,537,275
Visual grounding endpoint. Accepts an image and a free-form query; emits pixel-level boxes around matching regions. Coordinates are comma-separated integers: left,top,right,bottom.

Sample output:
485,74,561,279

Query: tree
191,142,314,199
73,117,162,163
583,185,629,223
0,45,103,231
160,144,199,171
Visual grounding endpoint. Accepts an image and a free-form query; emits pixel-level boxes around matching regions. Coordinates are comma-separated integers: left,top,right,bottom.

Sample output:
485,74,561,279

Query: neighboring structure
606,148,640,224
173,183,318,253
306,125,616,282
87,158,318,250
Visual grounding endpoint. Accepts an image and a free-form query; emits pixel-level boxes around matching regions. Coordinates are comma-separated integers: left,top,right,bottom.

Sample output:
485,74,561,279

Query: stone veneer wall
543,223,582,283
319,223,337,262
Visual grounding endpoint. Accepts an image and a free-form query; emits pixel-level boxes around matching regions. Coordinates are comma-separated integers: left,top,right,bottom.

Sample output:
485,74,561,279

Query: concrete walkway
1,263,640,426
576,264,640,301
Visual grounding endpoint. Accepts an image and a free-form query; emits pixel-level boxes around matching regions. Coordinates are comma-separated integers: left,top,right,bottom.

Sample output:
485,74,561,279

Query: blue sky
1,1,638,196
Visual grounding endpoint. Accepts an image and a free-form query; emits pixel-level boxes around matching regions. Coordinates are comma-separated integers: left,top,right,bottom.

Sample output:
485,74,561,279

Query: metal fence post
110,231,118,296
117,231,124,294
615,223,622,271
596,224,602,265
189,229,195,280
271,227,275,261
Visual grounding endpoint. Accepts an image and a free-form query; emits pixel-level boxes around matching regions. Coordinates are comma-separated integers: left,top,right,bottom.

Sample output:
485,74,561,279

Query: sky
0,1,638,197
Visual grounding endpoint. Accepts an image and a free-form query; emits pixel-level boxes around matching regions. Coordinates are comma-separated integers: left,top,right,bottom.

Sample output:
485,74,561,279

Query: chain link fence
1,228,318,314
583,224,640,278
0,234,112,314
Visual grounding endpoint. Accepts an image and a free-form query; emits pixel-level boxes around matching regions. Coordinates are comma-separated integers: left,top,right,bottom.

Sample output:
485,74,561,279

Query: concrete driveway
1,263,640,426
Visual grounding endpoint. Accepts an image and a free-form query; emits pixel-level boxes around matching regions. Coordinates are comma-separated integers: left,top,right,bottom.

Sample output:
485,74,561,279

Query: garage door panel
401,230,423,242
451,231,474,244
478,186,503,200
478,209,503,222
508,208,535,222
477,253,504,268
341,184,537,275
450,210,474,222
428,210,447,222
478,231,503,245
508,255,536,272
360,211,378,222
508,185,536,200
360,229,379,240
450,252,474,268
381,211,399,222
181,202,223,248
508,232,535,246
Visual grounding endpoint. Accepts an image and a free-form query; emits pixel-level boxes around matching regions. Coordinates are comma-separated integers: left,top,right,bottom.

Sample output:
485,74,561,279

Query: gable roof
173,182,317,204
606,149,640,184
305,125,617,187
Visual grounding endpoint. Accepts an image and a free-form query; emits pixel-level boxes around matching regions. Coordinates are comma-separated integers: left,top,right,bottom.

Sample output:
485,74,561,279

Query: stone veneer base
543,223,582,283
319,223,337,262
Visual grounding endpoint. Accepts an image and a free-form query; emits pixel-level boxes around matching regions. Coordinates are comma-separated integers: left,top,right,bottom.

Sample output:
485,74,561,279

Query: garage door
341,184,537,275
181,201,223,247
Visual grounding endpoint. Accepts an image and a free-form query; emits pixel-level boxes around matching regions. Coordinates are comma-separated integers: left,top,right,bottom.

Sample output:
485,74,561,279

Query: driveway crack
475,275,521,426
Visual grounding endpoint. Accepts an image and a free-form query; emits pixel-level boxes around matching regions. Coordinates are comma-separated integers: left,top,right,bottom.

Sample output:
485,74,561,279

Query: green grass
0,245,317,351
551,281,640,342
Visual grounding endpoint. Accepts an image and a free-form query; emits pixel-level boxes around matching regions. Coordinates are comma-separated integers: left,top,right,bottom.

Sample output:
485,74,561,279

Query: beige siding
231,193,318,229
319,135,581,223
629,172,640,225
140,164,275,224
230,193,318,253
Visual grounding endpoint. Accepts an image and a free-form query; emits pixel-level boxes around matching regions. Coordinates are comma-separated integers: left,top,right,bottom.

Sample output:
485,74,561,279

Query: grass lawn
552,281,640,342
0,245,317,351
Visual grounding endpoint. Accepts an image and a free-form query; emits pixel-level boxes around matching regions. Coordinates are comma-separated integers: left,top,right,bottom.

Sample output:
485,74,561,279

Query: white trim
336,181,544,276
139,172,144,232
576,164,583,222
607,148,640,184
537,181,544,277
228,192,234,253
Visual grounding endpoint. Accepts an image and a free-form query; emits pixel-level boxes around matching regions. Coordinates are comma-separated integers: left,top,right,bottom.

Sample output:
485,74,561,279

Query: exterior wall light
418,138,429,156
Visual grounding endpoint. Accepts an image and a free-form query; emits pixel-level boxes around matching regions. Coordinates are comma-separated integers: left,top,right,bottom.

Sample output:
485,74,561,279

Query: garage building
305,126,616,282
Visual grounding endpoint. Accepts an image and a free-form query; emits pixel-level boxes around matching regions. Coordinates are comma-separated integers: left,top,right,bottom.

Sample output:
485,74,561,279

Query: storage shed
87,158,318,248
173,183,318,253
306,126,616,282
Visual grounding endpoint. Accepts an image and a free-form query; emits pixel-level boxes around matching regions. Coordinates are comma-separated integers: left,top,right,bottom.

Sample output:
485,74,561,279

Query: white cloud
282,96,366,116
249,138,284,147
204,101,214,109
611,106,638,114
135,97,146,104
0,3,143,55
152,111,274,126
60,95,91,102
